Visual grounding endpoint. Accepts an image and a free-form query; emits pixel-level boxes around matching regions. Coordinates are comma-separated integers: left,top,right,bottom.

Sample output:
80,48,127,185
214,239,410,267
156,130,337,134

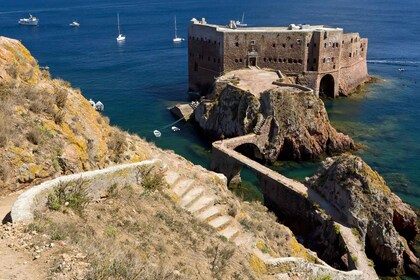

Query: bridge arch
234,143,264,163
319,74,335,98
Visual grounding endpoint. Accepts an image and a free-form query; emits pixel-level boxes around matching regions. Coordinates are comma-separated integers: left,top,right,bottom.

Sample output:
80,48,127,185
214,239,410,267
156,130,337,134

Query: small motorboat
69,20,80,27
153,130,161,137
398,68,405,72
171,126,180,132
18,14,39,26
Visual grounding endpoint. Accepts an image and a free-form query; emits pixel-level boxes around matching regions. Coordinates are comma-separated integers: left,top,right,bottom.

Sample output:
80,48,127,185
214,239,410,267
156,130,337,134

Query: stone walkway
212,139,378,280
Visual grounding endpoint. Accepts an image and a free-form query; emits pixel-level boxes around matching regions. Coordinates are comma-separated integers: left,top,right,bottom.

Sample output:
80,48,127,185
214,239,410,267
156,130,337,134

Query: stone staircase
164,170,242,242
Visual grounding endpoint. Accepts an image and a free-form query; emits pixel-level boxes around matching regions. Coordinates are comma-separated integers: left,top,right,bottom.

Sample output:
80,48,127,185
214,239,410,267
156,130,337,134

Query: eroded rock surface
305,154,419,276
195,79,354,161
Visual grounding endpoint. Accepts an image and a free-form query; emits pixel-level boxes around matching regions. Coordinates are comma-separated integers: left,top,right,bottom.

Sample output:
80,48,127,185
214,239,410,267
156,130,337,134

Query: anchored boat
69,20,80,27
153,130,161,137
173,16,184,42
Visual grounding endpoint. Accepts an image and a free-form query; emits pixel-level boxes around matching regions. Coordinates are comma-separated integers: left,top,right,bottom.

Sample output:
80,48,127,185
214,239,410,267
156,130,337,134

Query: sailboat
172,16,184,43
116,13,126,42
235,12,247,27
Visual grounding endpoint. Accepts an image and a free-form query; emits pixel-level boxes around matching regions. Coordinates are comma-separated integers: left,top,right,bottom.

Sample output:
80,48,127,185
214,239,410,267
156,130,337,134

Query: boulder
305,154,419,276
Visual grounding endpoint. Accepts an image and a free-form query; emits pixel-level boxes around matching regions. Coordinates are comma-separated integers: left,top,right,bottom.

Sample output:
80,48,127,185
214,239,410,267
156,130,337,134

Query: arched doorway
319,74,335,98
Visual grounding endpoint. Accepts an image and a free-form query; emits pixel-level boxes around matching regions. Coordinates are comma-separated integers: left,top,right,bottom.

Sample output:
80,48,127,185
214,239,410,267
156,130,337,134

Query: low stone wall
272,81,314,93
266,257,363,279
11,159,160,222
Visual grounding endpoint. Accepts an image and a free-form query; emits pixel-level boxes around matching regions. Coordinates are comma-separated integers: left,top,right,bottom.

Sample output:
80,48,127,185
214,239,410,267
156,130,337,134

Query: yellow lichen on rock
249,254,267,275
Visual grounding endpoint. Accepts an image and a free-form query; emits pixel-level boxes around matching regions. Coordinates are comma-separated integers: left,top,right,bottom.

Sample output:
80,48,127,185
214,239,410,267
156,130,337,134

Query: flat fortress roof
190,19,343,33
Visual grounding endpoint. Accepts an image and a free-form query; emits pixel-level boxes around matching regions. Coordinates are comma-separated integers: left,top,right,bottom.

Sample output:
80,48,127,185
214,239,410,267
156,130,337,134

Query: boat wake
367,59,420,67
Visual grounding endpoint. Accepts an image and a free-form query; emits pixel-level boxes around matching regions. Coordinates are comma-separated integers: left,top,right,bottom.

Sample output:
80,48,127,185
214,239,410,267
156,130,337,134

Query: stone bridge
210,130,378,279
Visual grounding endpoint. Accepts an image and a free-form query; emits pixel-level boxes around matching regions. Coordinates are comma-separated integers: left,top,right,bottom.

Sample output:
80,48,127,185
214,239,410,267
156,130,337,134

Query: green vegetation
46,179,90,215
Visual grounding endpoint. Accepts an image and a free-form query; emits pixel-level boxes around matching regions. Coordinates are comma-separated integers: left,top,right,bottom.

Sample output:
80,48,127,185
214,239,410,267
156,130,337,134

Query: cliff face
0,36,151,195
195,80,354,161
305,154,419,276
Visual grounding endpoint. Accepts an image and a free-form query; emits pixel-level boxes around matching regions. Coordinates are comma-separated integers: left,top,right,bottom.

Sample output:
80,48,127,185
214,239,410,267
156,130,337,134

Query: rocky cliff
195,79,354,162
305,154,420,277
0,36,151,195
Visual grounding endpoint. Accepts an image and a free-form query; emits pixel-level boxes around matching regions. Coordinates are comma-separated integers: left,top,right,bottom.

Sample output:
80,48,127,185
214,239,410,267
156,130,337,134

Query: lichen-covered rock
260,89,354,161
195,80,354,161
0,36,152,195
305,154,419,276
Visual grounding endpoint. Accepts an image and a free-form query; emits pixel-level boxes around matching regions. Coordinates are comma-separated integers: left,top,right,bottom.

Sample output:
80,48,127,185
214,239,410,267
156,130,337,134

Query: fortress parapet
188,18,368,97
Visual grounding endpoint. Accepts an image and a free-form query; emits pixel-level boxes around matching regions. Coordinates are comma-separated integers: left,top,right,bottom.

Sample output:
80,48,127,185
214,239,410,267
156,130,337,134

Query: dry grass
29,180,259,280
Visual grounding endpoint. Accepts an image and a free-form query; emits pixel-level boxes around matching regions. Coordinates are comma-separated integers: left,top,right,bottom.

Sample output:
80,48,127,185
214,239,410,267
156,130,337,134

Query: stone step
196,206,222,221
187,195,216,214
218,225,240,241
180,188,204,208
172,179,194,198
165,170,181,186
208,215,232,230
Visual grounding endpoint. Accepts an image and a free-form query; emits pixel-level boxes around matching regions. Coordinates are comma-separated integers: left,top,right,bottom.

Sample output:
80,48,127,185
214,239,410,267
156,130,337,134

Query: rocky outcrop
0,36,151,195
195,81,354,162
305,154,419,277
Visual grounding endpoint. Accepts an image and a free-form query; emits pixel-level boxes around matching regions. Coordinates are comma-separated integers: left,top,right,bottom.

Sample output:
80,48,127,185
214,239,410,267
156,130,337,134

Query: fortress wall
317,30,343,73
338,59,369,94
188,24,224,92
223,31,308,73
340,33,365,68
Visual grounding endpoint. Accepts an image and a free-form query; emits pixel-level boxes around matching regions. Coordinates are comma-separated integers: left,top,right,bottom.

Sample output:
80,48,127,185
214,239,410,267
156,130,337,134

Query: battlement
188,18,369,97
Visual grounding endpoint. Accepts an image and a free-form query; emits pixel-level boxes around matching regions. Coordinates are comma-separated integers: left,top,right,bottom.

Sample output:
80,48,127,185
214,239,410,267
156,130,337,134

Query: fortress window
235,59,238,63
336,43,339,48
213,58,216,63
331,57,334,62
349,53,352,57
351,38,353,43
297,39,302,45
269,58,272,62
323,58,326,63
283,58,287,63
235,42,239,47
333,65,336,69
298,59,302,64
272,43,276,48
288,58,292,63
282,44,286,48
293,59,297,63
290,44,293,48
264,58,267,62
324,43,327,48
240,58,243,62
361,48,364,52
274,58,277,62
342,40,344,45
250,40,255,45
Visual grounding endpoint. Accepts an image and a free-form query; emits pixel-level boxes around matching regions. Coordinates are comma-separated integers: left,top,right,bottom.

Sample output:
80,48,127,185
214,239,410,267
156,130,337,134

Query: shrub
55,89,68,109
0,160,10,181
206,244,235,278
27,127,42,145
107,129,127,161
54,110,65,125
29,98,45,113
137,165,166,191
47,179,90,215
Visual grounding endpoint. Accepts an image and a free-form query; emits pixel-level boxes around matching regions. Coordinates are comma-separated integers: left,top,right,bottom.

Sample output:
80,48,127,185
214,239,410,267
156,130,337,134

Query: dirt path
0,191,48,280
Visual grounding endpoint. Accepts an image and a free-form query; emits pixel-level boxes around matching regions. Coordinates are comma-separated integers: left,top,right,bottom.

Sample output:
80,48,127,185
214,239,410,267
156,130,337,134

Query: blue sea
1,0,419,208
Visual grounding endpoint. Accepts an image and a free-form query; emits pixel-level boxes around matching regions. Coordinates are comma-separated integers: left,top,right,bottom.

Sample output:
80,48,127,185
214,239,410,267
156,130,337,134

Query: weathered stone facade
188,18,369,97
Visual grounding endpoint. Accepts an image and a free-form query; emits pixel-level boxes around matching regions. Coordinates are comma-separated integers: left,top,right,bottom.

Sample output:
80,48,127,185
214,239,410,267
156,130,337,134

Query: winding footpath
2,149,371,279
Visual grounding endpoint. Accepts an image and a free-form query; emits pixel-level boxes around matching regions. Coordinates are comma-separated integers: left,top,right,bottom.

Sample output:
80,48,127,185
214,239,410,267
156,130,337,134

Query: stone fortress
188,18,369,97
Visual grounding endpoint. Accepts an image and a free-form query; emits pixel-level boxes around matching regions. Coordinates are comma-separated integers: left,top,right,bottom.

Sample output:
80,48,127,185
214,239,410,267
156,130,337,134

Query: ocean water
1,0,419,209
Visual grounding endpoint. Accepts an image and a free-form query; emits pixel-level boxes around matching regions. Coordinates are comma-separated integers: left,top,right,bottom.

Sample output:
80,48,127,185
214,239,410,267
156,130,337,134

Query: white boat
398,67,405,72
18,14,39,26
116,13,126,42
153,130,161,137
171,126,180,132
172,16,184,43
235,12,247,27
69,20,80,27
